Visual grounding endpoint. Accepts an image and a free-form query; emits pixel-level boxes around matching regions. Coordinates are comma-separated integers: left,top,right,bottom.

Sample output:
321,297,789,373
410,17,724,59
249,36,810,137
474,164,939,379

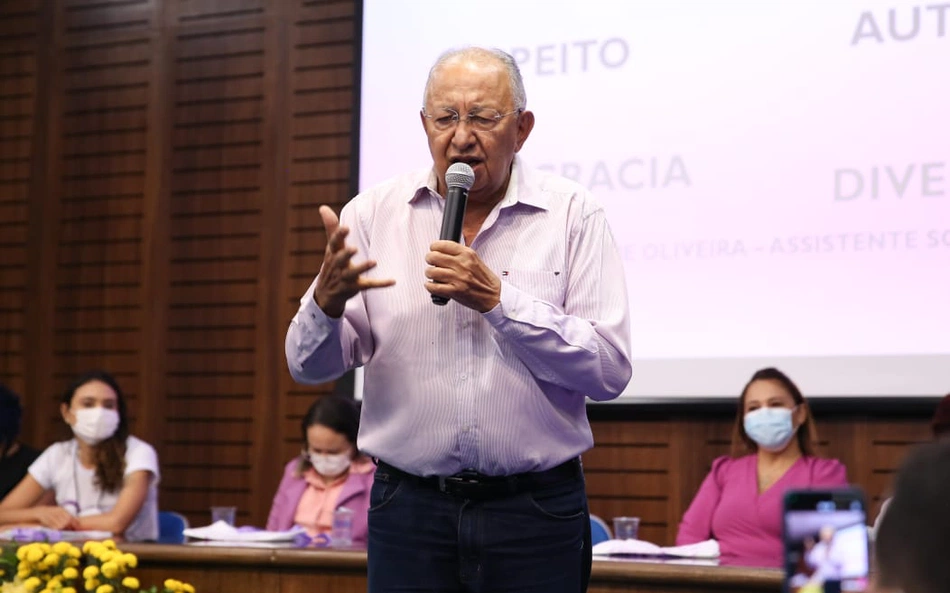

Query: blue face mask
743,407,797,452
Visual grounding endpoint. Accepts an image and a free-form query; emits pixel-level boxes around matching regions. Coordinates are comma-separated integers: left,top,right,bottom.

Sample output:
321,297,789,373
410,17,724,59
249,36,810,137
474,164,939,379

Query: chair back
157,510,189,544
590,513,612,545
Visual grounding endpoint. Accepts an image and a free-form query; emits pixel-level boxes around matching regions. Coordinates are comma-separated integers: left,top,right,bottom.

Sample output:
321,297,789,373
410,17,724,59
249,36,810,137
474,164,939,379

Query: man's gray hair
422,47,526,111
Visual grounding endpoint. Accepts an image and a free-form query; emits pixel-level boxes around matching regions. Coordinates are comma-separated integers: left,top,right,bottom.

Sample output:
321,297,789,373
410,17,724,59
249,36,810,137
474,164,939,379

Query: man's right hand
314,205,395,317
33,506,79,530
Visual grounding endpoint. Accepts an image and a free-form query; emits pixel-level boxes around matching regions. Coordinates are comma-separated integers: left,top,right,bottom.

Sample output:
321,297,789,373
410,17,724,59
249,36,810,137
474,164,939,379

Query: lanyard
65,440,103,516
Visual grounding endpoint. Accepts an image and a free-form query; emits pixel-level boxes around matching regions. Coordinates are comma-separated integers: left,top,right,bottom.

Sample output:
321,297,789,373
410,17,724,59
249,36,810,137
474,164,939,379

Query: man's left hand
425,241,501,312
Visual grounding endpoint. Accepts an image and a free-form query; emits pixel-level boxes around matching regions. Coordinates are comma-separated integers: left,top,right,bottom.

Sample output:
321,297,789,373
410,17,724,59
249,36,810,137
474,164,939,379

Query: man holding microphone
286,46,632,593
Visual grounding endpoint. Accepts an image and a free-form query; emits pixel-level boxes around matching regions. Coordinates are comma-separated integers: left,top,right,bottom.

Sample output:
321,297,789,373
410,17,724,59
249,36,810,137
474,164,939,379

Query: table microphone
432,162,475,306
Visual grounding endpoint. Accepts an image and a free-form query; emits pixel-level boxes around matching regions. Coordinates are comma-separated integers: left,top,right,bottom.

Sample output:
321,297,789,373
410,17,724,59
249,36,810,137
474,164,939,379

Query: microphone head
445,162,475,190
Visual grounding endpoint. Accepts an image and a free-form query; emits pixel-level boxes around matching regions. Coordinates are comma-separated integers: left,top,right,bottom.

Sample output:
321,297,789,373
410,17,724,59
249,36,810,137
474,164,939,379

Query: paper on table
592,539,662,556
0,527,112,542
182,521,305,542
660,539,720,558
187,540,299,549
591,538,720,559
61,530,113,542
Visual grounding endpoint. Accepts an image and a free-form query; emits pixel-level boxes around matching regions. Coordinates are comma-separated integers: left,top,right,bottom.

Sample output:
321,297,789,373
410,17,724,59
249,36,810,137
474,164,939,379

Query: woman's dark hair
295,396,361,475
0,383,23,459
61,370,129,493
730,367,819,457
300,395,360,446
875,441,950,593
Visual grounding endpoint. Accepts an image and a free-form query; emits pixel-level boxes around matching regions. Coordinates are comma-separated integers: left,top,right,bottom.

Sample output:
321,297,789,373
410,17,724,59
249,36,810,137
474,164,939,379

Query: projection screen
357,0,950,399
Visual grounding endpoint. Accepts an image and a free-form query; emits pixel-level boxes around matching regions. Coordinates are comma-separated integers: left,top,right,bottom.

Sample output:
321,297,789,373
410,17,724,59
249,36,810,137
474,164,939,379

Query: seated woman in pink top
676,367,848,568
266,396,374,545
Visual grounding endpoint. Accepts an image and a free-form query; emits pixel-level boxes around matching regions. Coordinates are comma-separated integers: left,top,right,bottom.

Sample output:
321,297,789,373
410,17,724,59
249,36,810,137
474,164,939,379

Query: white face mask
309,452,352,478
71,407,120,445
743,406,797,452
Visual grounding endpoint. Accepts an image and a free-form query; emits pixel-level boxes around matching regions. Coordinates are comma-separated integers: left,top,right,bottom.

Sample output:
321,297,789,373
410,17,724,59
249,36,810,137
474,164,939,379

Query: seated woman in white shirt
0,371,160,541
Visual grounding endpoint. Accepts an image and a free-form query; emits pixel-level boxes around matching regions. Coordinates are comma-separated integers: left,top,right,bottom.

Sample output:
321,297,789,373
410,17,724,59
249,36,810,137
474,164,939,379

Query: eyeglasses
422,107,522,132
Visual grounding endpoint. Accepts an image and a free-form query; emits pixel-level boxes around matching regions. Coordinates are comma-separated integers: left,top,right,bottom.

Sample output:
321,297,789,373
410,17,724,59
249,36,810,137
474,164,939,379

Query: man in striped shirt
286,46,633,593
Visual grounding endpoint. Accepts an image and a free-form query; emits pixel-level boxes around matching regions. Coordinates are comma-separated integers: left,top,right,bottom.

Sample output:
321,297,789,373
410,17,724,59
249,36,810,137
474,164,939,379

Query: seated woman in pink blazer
676,368,848,568
266,396,374,545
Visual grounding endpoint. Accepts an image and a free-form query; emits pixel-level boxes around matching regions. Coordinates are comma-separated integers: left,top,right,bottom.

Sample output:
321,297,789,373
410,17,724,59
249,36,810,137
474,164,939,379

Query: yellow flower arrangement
0,540,194,593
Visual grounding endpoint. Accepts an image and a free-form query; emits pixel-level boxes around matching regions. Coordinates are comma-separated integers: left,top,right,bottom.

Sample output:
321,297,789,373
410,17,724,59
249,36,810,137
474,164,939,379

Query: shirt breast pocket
502,269,566,306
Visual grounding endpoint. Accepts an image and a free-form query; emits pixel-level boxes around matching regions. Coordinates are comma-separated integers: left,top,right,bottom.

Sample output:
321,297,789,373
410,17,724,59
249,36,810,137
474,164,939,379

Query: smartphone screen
783,489,869,593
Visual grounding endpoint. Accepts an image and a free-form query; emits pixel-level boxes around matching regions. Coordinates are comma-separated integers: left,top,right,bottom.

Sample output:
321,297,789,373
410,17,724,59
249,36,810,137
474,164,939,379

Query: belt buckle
438,471,483,497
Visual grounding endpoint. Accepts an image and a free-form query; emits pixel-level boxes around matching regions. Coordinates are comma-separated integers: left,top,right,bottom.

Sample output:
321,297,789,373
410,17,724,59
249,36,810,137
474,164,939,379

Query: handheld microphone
432,162,475,306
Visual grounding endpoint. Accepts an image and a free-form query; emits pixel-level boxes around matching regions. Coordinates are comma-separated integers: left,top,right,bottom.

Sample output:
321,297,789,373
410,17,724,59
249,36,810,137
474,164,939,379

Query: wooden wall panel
60,0,151,35
584,422,673,544
161,9,271,525
865,419,930,516
0,0,38,402
177,0,267,23
276,0,359,464
48,0,159,443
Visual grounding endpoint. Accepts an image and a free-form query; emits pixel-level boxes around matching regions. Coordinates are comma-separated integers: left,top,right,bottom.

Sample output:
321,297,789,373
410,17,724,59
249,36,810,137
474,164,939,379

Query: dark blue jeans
367,463,592,593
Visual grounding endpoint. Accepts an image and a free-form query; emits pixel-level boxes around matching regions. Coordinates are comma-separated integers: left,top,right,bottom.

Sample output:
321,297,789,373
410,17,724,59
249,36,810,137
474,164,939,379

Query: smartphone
782,488,870,593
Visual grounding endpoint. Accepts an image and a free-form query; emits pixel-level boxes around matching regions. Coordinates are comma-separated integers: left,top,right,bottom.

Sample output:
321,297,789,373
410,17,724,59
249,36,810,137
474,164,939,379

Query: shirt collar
407,168,439,204
407,156,550,211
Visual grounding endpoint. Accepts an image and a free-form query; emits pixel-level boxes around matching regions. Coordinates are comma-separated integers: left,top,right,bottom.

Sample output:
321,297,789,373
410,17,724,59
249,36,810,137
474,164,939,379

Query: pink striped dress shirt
285,156,633,477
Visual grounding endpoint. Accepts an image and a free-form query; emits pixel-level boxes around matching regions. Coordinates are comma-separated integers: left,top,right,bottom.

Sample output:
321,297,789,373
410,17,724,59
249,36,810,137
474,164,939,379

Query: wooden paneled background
0,0,936,545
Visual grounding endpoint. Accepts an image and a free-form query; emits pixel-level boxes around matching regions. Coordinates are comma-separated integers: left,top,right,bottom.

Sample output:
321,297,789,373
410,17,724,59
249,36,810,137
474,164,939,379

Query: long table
122,543,783,593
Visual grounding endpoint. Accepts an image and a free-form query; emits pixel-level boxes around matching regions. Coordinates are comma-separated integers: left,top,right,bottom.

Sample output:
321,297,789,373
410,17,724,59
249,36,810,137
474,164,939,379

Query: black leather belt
375,458,582,500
